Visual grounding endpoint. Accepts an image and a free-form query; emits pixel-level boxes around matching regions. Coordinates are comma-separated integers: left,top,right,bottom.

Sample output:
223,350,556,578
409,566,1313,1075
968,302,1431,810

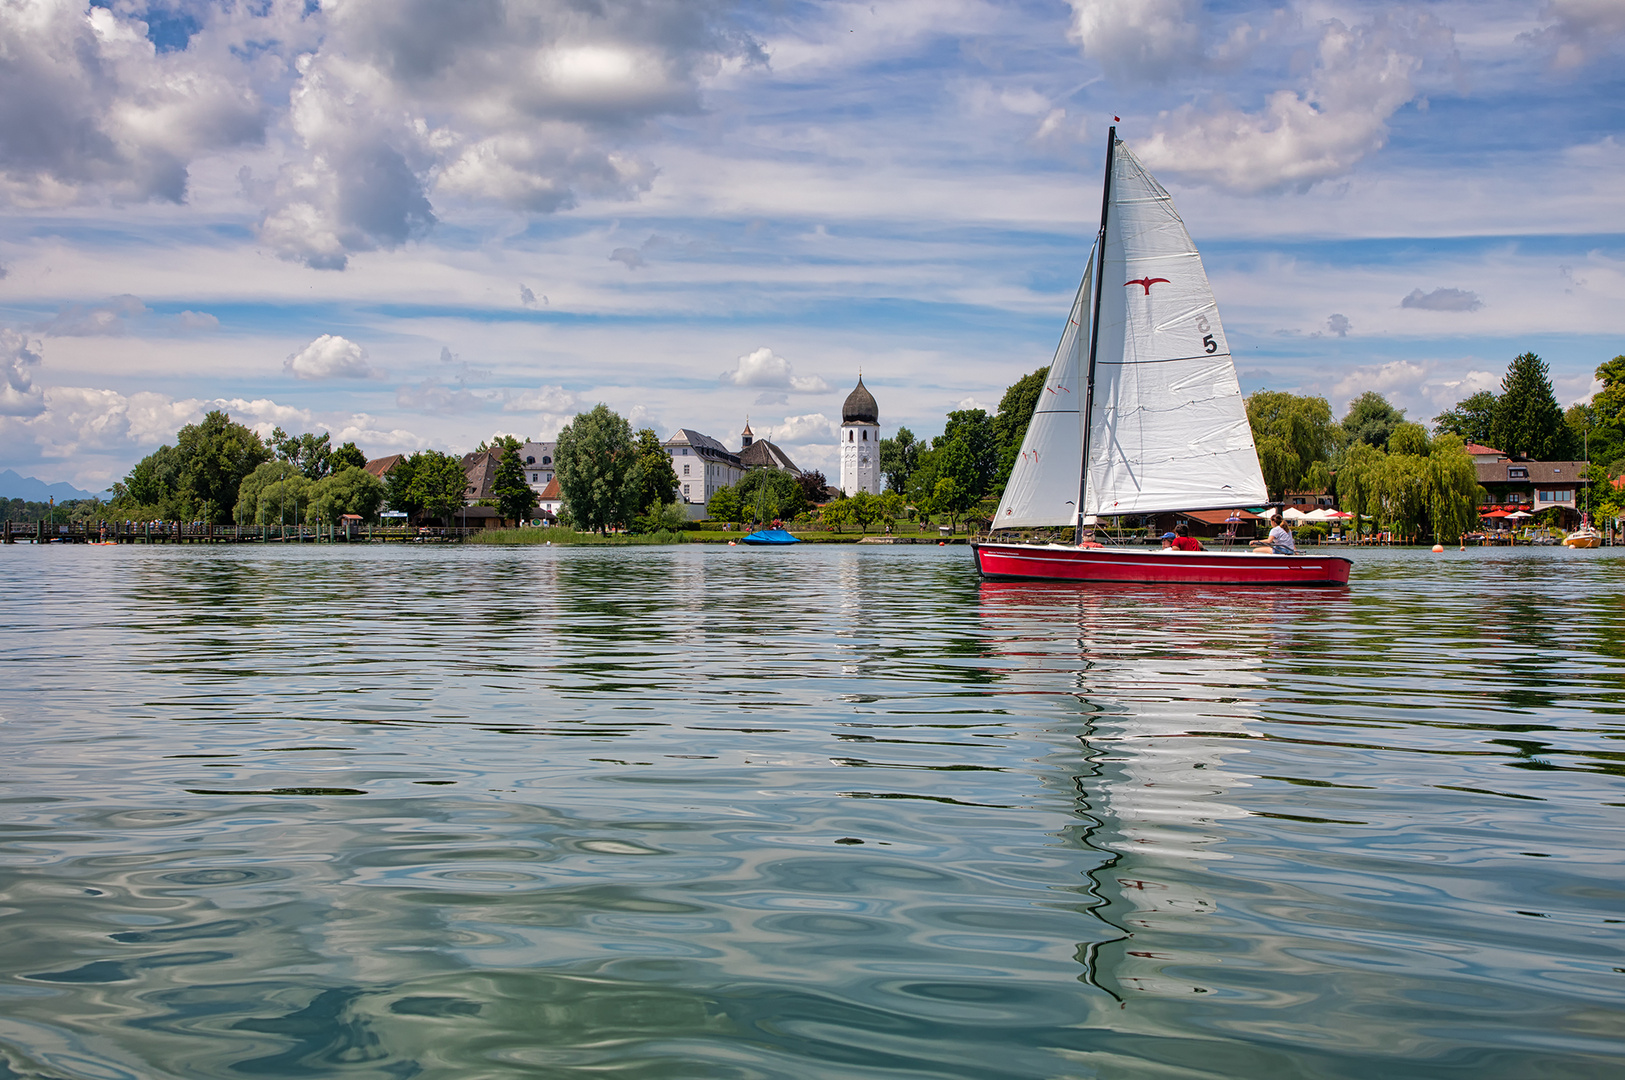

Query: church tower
839,375,880,497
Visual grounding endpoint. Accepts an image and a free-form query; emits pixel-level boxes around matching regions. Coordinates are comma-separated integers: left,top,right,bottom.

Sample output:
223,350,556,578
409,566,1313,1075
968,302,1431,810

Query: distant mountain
0,470,100,502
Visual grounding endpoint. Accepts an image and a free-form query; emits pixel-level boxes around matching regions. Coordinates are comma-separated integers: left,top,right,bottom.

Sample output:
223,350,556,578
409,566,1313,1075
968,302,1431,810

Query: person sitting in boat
1171,523,1203,551
1252,512,1295,555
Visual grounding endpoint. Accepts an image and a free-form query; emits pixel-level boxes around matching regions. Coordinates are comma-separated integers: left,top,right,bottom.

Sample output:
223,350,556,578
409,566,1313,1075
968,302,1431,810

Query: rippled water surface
2,543,1623,1078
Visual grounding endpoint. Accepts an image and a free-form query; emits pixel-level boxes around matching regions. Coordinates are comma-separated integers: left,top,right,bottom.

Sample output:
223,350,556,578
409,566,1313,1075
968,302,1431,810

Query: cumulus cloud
1402,287,1483,312
33,296,149,337
0,330,45,417
720,347,831,393
503,385,578,413
285,335,382,380
254,0,759,268
1331,360,1428,412
1325,313,1351,337
764,413,837,445
1136,14,1452,193
1067,0,1202,83
1521,0,1625,70
0,1,269,206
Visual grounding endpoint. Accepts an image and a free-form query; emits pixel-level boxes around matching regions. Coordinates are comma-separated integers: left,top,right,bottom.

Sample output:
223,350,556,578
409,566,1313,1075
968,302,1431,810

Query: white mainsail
993,247,1093,528
1084,141,1267,516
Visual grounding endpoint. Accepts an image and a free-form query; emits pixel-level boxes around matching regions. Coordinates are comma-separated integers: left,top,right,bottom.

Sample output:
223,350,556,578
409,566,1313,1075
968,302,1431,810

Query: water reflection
1,545,1623,1078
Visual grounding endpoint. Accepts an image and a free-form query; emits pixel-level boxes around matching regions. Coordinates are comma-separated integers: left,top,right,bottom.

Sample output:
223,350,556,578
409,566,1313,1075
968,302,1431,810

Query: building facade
519,441,557,500
664,429,745,515
839,375,880,496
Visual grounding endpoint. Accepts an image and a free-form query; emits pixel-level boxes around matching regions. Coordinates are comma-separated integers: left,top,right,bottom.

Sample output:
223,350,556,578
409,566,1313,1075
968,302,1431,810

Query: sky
0,0,1621,492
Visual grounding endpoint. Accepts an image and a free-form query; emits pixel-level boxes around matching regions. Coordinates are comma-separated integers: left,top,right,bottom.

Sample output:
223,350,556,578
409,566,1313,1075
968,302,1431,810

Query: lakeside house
664,429,746,519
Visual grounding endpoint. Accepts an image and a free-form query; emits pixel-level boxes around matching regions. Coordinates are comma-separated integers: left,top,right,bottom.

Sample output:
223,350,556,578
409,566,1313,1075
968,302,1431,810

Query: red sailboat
971,129,1350,587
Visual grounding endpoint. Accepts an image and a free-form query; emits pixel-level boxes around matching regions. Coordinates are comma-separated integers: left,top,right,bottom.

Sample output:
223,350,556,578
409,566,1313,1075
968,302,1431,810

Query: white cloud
285,335,381,380
1324,313,1351,337
1521,0,1625,70
720,347,830,392
1330,360,1428,413
0,329,45,417
764,413,837,445
0,1,269,207
1401,287,1483,312
174,310,220,330
1066,0,1202,83
396,377,487,413
34,295,149,337
1137,14,1451,193
610,247,646,269
503,385,578,413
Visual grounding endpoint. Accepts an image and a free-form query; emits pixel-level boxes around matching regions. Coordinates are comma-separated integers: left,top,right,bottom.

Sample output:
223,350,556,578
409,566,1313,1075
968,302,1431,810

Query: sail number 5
1195,315,1217,353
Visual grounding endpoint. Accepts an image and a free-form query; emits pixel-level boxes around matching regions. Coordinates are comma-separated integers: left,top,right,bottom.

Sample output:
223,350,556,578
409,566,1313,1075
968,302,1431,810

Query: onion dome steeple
842,375,878,425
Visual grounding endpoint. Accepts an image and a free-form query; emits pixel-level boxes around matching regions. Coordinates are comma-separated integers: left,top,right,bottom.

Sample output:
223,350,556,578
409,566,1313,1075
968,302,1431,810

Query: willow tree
1336,442,1386,542
1424,435,1484,543
1246,391,1336,499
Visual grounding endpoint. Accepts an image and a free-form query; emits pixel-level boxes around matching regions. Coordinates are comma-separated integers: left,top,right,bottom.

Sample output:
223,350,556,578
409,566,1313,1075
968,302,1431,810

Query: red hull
971,542,1351,586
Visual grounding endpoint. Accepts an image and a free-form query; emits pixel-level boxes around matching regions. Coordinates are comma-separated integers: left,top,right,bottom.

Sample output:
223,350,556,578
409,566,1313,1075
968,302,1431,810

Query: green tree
1432,390,1498,445
736,467,806,522
476,434,525,454
270,428,334,479
493,445,537,523
308,466,385,526
119,443,184,515
1491,352,1575,460
406,451,469,524
259,474,311,529
1579,355,1625,470
175,410,271,524
1388,421,1430,457
878,427,920,494
1424,435,1484,543
708,484,743,524
940,409,1000,499
1335,442,1386,542
331,441,367,472
1342,392,1406,451
383,454,421,517
235,460,303,524
820,498,853,533
556,405,641,534
993,366,1048,486
847,490,882,534
1246,391,1337,499
634,428,679,514
929,475,976,533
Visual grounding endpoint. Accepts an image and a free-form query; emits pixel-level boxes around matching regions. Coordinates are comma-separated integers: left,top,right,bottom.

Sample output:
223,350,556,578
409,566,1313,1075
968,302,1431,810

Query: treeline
2,497,107,525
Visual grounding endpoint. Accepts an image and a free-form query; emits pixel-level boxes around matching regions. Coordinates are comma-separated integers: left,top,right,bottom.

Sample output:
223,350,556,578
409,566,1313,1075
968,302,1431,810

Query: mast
1075,126,1115,546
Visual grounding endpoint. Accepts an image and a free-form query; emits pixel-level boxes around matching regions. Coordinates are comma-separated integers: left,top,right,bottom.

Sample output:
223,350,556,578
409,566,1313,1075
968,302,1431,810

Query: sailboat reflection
978,579,1291,1000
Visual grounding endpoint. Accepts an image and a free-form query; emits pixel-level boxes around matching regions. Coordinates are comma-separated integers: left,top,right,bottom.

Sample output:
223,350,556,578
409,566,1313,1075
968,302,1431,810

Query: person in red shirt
1171,523,1204,551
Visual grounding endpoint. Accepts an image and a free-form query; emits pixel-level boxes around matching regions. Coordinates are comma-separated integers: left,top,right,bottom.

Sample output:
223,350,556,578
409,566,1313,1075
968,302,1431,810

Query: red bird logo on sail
1125,277,1170,295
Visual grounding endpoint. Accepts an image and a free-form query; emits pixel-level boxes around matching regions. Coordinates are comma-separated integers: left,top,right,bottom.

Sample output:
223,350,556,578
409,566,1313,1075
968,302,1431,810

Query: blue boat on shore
741,528,801,545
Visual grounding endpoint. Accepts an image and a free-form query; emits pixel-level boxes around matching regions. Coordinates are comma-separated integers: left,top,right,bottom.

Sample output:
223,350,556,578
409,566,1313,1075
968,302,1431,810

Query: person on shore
1171,523,1203,551
1252,512,1295,555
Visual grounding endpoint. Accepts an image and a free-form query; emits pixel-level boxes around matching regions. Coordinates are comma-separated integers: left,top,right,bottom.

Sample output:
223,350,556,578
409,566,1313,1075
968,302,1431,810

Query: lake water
1,542,1622,1078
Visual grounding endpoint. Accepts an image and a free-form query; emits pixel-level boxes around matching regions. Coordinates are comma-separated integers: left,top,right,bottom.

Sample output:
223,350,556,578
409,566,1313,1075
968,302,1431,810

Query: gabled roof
1464,443,1505,457
460,449,504,500
739,438,799,473
364,453,404,479
539,477,561,498
665,429,742,466
1475,460,1589,485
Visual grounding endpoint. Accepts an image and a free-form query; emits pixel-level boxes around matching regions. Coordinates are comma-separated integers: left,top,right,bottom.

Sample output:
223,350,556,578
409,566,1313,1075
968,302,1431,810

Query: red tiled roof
1464,443,1504,456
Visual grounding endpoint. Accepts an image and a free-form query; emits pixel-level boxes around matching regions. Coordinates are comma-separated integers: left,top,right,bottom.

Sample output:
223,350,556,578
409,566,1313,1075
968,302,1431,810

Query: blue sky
0,0,1621,490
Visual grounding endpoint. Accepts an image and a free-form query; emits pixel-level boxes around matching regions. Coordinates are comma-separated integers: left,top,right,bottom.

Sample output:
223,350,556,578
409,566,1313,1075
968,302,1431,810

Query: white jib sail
993,247,1093,529
1084,141,1267,517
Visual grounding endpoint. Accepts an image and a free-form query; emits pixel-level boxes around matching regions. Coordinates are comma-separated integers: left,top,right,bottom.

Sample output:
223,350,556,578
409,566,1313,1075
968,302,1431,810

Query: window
1508,467,1528,479
683,484,690,495
862,430,867,441
525,456,535,465
531,474,538,483
848,431,853,442
683,464,690,475
542,456,551,465
1537,489,1569,503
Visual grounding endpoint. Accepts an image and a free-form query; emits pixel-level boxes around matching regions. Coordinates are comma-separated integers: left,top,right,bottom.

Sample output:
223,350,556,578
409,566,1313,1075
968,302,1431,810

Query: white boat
971,128,1349,587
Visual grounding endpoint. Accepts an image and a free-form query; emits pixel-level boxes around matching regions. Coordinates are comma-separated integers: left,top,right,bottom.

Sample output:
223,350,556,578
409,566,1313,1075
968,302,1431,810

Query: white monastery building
664,429,745,517
839,375,881,497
